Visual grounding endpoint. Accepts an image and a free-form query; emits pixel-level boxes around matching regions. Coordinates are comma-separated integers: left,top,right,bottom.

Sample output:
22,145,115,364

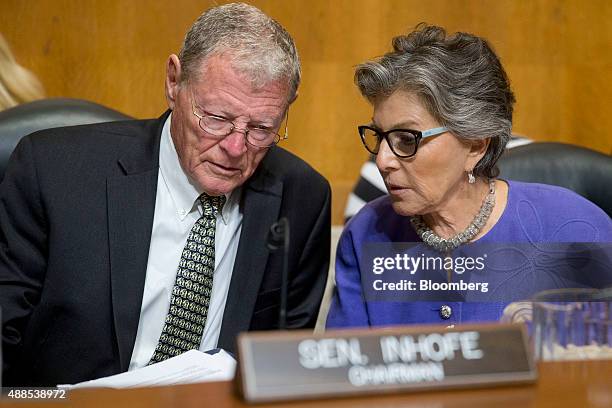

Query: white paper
58,349,236,389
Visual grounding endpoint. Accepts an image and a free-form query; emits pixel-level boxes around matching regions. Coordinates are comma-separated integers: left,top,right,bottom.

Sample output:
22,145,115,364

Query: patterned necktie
149,193,226,364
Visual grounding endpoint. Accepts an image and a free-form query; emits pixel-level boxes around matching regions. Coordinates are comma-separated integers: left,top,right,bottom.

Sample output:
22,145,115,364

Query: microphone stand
267,217,290,330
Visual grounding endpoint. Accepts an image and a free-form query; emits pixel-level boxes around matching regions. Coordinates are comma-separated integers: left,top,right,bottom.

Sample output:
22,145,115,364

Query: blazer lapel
107,115,165,372
218,158,283,350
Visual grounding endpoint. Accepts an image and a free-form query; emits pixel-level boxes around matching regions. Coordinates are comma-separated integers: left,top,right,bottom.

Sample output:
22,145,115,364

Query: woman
326,24,612,328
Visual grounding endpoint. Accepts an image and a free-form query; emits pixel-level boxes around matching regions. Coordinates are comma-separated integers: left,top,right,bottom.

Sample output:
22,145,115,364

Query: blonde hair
0,33,45,110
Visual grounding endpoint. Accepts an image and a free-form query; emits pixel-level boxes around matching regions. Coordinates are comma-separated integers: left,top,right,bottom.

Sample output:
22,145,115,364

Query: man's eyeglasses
358,125,448,158
192,99,288,149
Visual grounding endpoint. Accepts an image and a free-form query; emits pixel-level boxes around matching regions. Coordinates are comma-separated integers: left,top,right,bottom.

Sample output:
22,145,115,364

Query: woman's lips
386,183,411,195
387,182,408,190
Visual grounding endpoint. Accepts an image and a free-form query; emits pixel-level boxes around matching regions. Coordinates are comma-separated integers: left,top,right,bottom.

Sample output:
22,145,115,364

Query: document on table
58,349,236,389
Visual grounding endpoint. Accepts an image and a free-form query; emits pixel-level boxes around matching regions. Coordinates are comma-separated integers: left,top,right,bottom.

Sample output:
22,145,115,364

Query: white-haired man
0,3,330,386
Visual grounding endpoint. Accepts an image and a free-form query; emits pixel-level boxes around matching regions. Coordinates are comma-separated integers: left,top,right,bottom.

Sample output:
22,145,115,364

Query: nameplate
236,323,536,403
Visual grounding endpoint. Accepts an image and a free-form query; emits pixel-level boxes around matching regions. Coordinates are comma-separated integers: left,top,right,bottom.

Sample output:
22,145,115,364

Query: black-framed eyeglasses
358,125,449,158
192,98,289,149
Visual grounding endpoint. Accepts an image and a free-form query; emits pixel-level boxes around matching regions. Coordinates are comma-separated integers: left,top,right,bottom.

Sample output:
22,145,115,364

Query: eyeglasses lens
361,128,382,154
389,131,417,157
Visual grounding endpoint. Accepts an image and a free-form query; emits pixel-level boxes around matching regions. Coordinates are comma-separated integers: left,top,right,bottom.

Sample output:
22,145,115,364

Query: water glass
532,288,612,361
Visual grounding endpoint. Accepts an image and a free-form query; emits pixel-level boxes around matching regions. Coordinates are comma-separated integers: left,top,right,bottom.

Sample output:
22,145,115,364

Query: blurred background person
327,24,612,329
0,33,44,111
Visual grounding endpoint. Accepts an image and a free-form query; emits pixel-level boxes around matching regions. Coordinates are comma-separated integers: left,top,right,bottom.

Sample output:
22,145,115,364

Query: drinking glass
532,288,612,361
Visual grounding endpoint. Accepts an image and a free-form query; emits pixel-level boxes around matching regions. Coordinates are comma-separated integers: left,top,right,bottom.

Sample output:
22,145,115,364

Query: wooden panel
1,0,610,224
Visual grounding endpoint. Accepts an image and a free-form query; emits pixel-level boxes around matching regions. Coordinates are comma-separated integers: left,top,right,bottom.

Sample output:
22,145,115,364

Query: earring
467,171,476,184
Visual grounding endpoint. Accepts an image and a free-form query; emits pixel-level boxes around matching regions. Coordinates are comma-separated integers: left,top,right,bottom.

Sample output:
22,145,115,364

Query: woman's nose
376,139,400,172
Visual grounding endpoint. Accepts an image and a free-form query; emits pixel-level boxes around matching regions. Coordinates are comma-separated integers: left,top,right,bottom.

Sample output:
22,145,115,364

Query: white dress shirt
129,114,243,370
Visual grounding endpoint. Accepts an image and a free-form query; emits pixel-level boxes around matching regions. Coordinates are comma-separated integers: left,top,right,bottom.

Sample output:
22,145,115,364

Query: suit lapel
107,115,165,372
218,157,283,350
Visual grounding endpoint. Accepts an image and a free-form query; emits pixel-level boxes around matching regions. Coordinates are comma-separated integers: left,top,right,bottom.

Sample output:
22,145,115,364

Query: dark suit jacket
0,113,331,386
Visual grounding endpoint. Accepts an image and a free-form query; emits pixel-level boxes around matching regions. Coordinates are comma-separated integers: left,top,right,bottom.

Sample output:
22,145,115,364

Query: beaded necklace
410,179,496,252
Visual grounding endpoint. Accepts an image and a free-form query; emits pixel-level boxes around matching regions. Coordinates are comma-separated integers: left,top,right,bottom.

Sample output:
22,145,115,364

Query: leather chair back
0,98,132,180
498,142,612,217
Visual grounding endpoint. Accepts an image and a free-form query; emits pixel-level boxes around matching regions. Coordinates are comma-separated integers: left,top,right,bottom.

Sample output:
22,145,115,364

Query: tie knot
199,193,226,217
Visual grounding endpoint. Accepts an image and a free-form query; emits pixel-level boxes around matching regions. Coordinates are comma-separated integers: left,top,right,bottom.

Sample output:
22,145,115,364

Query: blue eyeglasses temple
421,126,448,138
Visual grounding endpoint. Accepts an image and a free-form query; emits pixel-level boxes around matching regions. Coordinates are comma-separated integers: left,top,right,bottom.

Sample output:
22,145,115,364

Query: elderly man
0,3,330,386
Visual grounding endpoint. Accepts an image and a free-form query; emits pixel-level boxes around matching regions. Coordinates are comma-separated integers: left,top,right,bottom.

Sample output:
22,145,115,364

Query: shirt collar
159,114,238,224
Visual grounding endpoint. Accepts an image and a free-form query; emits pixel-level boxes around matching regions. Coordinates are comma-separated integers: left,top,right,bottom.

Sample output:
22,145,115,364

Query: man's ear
165,54,182,110
465,137,491,172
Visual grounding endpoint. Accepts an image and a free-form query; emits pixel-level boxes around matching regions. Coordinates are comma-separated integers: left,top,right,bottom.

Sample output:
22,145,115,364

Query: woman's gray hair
179,2,301,102
355,24,515,178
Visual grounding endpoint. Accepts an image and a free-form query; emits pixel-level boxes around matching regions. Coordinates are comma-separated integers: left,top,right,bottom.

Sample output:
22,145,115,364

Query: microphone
267,217,290,330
